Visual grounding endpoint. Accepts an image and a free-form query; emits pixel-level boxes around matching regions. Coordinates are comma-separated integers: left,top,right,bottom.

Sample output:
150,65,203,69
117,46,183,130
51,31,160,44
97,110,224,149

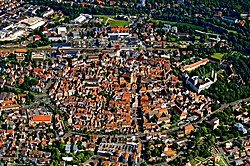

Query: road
194,96,250,125
0,46,186,52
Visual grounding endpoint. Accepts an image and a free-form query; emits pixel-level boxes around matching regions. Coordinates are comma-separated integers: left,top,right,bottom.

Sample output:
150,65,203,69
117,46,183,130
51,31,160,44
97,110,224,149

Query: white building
183,71,217,93
72,14,92,24
57,27,67,35
43,9,54,18
0,31,7,38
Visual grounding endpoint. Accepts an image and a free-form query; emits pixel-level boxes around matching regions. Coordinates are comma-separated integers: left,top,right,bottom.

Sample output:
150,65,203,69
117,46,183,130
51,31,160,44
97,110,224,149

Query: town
0,0,250,166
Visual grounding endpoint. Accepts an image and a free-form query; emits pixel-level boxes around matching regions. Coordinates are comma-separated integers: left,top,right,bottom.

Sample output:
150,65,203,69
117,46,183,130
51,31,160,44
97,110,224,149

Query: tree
59,142,65,151
28,92,35,102
151,148,160,157
171,114,180,123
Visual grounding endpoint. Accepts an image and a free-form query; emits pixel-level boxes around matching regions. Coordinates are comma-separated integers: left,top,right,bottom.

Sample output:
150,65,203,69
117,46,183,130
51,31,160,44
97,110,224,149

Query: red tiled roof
31,115,51,122
15,49,26,53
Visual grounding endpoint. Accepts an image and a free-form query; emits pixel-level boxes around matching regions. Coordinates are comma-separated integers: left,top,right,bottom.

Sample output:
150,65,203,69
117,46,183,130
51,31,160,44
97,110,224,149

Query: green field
93,15,115,24
211,53,225,60
149,19,204,30
227,29,238,34
108,19,130,27
195,35,201,40
216,155,229,166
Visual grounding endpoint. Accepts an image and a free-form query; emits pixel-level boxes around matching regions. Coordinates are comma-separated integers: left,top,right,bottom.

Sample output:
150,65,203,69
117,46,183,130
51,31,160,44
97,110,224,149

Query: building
0,31,7,38
30,115,52,124
183,71,217,93
181,58,210,72
65,144,71,153
234,123,247,134
33,34,41,41
51,43,71,49
206,117,219,130
31,52,46,60
14,48,26,56
221,16,238,24
43,9,54,18
57,27,67,35
72,14,92,24
0,92,15,103
184,125,194,135
21,17,45,30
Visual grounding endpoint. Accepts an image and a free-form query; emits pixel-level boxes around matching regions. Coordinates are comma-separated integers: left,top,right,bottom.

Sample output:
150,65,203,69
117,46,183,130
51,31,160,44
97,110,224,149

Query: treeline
25,0,250,53
153,15,249,53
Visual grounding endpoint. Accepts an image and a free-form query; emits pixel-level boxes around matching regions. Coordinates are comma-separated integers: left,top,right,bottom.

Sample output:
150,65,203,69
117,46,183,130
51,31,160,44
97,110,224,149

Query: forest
202,52,250,103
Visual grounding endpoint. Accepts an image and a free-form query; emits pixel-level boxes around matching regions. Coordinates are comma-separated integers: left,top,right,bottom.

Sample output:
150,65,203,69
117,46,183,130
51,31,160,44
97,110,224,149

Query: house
72,31,80,39
31,52,46,60
57,27,67,35
234,123,247,134
173,105,187,120
206,117,219,130
16,56,25,61
64,50,81,58
0,92,15,102
184,125,194,135
234,159,243,166
0,76,6,88
240,12,249,18
72,144,78,153
225,142,233,149
14,49,26,57
33,34,41,41
122,152,129,162
65,144,71,153
222,16,238,24
30,115,52,124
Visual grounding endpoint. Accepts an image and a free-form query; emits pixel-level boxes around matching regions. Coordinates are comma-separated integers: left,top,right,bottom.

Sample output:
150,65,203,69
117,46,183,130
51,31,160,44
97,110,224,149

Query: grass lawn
217,157,228,166
149,19,204,30
197,156,206,162
211,53,225,60
227,29,238,34
171,37,177,42
195,35,201,40
93,15,115,23
108,19,130,27
190,159,197,166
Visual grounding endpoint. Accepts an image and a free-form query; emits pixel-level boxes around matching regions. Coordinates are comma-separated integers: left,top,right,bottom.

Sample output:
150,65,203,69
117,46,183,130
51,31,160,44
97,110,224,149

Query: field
108,19,130,27
217,157,228,166
149,19,204,30
93,15,130,26
195,35,201,40
227,29,238,34
93,15,115,24
211,53,225,60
